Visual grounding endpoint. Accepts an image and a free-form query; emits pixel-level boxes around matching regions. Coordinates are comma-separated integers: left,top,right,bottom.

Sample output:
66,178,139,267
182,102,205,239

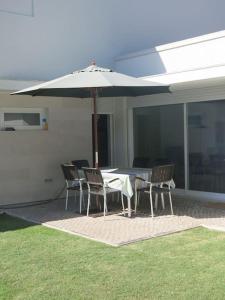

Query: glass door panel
133,104,184,188
188,100,225,193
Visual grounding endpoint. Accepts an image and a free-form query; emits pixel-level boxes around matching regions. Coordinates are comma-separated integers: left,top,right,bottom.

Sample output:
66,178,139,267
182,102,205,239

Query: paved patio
4,196,225,246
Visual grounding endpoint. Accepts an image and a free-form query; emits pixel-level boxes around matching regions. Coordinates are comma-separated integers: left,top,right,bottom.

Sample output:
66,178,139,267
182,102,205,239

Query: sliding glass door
133,99,225,194
133,104,184,188
188,100,225,193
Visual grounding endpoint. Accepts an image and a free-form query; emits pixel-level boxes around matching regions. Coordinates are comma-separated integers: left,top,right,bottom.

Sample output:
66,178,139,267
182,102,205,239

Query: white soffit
141,65,225,89
116,30,225,62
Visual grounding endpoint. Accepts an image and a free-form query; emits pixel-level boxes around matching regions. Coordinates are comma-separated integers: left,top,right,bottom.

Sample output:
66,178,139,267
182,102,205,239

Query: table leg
127,196,131,217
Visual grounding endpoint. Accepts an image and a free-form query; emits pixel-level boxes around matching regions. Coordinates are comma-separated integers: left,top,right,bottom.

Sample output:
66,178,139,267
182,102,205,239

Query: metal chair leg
87,192,90,216
149,192,154,218
79,190,82,214
121,193,125,215
65,189,69,210
103,193,106,217
134,190,138,213
169,192,174,215
105,199,108,213
161,193,165,209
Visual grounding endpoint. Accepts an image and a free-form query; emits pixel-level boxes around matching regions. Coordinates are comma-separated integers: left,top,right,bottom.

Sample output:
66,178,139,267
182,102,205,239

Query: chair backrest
152,158,172,166
61,164,80,181
71,160,90,169
151,164,174,184
83,167,103,186
133,157,150,168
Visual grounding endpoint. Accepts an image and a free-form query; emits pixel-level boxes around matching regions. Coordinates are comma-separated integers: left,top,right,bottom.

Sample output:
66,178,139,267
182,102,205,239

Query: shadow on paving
3,196,225,229
0,213,36,233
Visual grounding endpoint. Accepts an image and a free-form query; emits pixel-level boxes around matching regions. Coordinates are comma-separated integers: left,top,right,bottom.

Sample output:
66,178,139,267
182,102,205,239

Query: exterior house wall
0,91,93,205
3,28,225,204
2,82,225,205
125,83,225,165
0,85,127,205
114,31,225,200
121,83,225,202
114,30,225,203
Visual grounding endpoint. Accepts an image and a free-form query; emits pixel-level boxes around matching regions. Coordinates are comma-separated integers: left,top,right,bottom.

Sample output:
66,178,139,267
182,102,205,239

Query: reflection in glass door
188,100,225,193
133,105,184,188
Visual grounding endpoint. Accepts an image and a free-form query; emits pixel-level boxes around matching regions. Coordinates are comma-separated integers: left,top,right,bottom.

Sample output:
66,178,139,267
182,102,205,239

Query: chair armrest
162,180,174,189
135,176,147,182
108,178,120,184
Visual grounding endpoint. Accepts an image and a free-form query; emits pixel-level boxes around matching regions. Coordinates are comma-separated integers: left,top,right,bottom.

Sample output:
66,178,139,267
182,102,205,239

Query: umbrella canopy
12,63,170,167
12,63,169,97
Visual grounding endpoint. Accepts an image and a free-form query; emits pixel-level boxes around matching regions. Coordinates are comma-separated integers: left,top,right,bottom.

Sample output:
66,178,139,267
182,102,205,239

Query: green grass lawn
1,214,225,300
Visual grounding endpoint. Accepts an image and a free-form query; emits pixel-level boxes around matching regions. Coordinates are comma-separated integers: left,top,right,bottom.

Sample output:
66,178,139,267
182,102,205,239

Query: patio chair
134,164,175,218
83,167,124,217
71,159,90,169
61,164,87,213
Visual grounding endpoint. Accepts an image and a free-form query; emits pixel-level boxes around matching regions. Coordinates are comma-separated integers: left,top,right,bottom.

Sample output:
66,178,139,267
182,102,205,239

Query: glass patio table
101,168,151,217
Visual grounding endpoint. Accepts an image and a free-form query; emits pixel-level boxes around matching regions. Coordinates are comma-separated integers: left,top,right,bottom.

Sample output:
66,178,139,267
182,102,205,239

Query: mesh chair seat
67,185,80,191
144,186,170,194
136,186,148,192
89,185,120,196
136,184,171,194
67,182,88,191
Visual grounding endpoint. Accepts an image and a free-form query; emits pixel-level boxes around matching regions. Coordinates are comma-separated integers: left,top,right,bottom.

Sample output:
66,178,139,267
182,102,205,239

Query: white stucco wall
0,91,93,205
2,80,225,205
0,84,129,205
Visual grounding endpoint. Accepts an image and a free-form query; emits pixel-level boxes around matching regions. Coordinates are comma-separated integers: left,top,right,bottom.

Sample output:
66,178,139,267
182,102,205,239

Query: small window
0,108,48,131
4,113,40,127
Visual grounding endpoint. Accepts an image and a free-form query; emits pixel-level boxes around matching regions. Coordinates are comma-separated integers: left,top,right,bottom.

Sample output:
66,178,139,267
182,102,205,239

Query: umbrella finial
91,59,96,66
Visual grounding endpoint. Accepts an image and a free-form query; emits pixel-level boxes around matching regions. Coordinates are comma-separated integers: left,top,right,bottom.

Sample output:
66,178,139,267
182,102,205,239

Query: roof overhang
141,64,225,91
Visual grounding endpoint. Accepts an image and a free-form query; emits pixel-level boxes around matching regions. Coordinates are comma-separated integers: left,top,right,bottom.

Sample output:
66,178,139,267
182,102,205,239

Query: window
133,99,225,194
188,100,225,193
0,108,48,131
133,104,184,188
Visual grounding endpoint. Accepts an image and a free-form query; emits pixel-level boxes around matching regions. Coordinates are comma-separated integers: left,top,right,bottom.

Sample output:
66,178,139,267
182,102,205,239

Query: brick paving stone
5,197,225,246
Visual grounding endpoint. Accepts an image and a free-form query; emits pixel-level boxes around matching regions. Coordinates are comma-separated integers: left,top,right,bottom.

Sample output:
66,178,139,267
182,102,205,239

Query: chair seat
136,185,149,192
67,182,88,191
67,185,80,191
144,186,170,194
89,186,119,195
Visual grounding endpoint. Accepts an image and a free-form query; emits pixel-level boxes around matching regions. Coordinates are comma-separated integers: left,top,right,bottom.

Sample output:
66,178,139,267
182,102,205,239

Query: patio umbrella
12,62,170,167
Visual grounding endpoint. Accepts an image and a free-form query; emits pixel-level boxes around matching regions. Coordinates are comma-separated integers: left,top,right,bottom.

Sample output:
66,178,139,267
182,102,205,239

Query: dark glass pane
4,113,40,126
188,100,225,193
133,105,184,188
92,114,111,167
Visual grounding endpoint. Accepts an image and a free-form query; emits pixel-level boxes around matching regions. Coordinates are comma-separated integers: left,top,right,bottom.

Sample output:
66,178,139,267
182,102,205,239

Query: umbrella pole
93,89,99,168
